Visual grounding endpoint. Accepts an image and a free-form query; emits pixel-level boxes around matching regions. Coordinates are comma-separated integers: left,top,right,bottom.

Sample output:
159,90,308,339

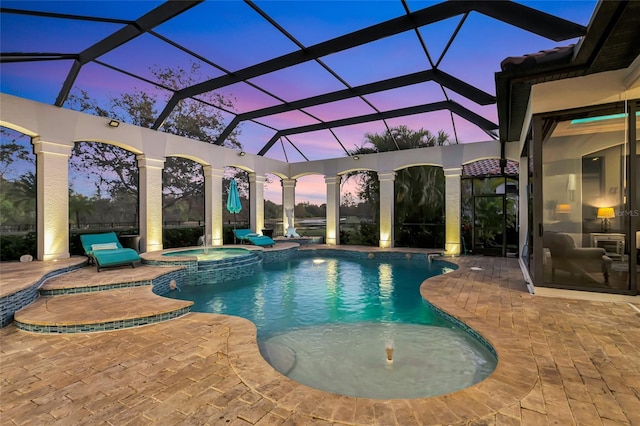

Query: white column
32,138,73,260
137,155,165,253
325,176,341,245
282,178,296,236
444,167,462,256
378,171,396,248
249,173,265,234
204,166,224,246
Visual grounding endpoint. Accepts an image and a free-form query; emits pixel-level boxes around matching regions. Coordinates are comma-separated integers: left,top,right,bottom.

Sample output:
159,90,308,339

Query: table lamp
596,207,615,232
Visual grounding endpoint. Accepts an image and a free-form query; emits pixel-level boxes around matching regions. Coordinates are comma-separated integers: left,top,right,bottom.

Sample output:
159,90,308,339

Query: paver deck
1,248,639,425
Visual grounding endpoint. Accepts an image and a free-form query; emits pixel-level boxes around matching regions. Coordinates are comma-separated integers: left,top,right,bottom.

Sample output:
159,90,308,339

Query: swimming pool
161,247,251,261
166,255,497,399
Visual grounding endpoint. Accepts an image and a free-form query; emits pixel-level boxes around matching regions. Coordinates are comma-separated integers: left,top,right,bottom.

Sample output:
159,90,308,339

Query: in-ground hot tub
163,247,252,261
144,247,263,286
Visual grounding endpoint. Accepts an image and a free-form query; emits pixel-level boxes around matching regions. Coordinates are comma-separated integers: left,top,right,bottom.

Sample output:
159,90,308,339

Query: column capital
136,155,165,169
32,139,73,156
203,165,224,178
281,178,297,188
378,171,396,182
325,176,341,185
443,167,462,177
249,173,266,184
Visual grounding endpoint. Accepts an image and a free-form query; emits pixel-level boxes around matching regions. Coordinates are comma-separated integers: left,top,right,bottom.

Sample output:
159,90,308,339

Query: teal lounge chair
233,229,276,247
80,232,141,272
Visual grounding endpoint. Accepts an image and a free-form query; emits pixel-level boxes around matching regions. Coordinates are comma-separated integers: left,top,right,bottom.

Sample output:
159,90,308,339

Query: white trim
518,257,535,294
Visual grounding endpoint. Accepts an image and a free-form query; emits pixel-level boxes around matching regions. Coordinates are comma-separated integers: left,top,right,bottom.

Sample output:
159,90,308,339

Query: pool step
14,286,193,334
40,264,184,295
14,264,192,334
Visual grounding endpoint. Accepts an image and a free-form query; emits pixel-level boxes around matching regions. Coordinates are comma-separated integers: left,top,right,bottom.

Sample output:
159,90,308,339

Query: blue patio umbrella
227,178,242,242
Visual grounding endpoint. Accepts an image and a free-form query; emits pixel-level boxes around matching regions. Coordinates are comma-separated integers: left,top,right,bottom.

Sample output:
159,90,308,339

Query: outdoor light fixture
108,119,120,128
597,207,615,232
238,151,246,156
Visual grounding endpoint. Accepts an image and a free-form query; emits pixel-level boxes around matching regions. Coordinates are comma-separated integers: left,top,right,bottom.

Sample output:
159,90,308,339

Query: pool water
162,247,251,261
166,256,497,399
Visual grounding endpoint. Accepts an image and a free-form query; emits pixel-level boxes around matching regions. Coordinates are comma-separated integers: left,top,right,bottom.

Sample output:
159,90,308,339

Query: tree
0,128,36,228
341,191,356,208
69,190,95,228
0,173,36,226
344,125,451,221
344,125,452,247
0,128,34,180
70,142,138,201
264,199,279,220
10,172,36,211
163,156,204,222
67,63,244,211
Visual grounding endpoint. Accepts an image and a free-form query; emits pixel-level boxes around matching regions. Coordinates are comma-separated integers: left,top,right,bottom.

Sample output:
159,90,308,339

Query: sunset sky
1,1,597,203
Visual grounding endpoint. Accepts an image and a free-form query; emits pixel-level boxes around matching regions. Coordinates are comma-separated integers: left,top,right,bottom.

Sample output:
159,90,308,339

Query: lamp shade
596,207,615,219
556,203,572,214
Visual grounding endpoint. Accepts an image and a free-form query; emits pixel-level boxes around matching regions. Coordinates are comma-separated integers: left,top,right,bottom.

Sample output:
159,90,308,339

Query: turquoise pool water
162,247,250,261
167,256,497,399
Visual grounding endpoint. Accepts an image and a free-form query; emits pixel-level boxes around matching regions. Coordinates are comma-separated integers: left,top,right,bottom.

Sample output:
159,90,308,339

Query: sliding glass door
532,100,638,294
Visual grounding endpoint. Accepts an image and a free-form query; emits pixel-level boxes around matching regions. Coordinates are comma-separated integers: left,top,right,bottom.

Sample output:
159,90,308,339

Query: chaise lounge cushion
233,229,276,247
80,232,141,272
91,242,119,251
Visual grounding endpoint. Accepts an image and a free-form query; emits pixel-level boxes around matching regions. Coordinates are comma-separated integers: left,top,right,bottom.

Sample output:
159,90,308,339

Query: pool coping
140,244,264,262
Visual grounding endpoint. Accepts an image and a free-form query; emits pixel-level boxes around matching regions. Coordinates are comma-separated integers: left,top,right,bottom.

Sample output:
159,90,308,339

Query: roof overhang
495,0,640,143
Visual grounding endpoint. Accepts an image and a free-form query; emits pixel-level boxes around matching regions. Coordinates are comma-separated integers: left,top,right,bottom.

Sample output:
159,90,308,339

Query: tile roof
463,159,519,177
500,44,576,72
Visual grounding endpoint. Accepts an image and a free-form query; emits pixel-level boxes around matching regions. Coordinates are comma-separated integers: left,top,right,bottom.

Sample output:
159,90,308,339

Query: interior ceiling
0,1,596,162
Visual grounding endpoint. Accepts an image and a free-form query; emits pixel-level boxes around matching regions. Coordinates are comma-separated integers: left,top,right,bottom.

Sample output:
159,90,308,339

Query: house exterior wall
519,55,640,294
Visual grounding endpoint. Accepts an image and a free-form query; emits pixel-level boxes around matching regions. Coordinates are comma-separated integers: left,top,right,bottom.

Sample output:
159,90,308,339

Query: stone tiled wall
297,248,447,264
146,252,272,287
15,307,191,334
151,269,188,295
188,256,263,286
277,236,323,245
262,245,298,264
0,263,85,328
143,258,198,275
40,279,153,296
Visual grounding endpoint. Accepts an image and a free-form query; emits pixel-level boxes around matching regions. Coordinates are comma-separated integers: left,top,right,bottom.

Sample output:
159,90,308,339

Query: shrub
163,227,203,248
0,233,36,261
357,221,379,246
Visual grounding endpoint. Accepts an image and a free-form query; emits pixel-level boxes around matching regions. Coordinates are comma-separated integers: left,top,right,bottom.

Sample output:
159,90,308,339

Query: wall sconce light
596,207,615,232
352,155,359,160
238,151,246,157
108,119,120,128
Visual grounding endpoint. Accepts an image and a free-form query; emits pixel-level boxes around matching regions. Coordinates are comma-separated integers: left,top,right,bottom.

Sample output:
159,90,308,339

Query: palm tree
69,191,95,229
9,172,36,223
344,126,452,247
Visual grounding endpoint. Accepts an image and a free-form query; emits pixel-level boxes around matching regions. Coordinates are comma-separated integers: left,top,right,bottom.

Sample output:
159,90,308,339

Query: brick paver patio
1,253,638,425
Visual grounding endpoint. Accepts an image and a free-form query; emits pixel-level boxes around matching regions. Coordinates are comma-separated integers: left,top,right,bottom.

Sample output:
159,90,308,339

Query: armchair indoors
543,231,611,284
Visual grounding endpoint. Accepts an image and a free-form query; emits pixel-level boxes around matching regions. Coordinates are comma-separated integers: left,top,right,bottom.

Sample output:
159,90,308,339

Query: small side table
119,234,142,253
590,233,625,259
